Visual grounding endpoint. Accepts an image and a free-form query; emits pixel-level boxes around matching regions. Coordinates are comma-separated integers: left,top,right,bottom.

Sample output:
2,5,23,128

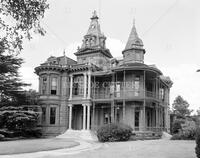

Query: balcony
93,89,161,101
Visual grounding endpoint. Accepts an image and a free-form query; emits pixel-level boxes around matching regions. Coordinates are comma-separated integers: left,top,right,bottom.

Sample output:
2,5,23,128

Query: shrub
0,106,42,138
97,123,133,142
171,133,183,140
0,134,5,141
171,119,185,134
195,128,200,158
171,119,196,140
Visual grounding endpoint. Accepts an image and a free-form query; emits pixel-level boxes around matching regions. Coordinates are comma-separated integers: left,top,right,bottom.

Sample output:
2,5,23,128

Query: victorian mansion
35,11,173,137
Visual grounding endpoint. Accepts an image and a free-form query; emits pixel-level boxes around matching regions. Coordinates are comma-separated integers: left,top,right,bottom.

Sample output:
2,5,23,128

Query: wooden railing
93,89,160,100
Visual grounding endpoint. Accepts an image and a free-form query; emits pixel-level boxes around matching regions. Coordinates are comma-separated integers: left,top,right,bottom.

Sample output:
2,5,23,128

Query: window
50,107,56,124
135,52,141,62
51,77,57,95
73,76,84,96
104,113,111,124
134,76,140,96
135,111,139,129
160,88,165,100
41,107,46,124
42,77,47,94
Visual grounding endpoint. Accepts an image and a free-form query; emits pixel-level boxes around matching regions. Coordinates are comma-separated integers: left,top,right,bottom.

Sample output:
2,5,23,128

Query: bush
196,128,200,158
97,123,133,142
0,106,42,138
171,119,185,134
0,134,5,141
171,119,196,140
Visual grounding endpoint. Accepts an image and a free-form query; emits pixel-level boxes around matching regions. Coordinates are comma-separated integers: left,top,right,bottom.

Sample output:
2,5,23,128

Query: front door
135,111,140,131
72,105,83,130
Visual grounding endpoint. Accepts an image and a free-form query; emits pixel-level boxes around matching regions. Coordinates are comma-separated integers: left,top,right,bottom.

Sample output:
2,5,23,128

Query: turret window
51,77,57,95
42,77,47,95
50,107,56,125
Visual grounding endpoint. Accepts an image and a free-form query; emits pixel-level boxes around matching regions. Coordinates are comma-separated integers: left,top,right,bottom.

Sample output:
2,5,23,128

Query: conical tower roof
124,20,143,50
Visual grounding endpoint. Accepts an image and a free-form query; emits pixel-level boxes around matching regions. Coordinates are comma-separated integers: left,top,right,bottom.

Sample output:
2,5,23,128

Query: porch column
68,104,73,130
139,108,143,131
111,101,115,123
122,70,126,122
143,70,146,131
69,75,73,100
165,106,170,132
156,105,159,128
83,73,87,99
82,104,86,130
87,104,91,130
92,103,95,130
87,72,91,99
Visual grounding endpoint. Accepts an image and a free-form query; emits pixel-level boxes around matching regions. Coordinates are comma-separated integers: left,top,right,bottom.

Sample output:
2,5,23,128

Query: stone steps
130,131,162,140
57,130,98,141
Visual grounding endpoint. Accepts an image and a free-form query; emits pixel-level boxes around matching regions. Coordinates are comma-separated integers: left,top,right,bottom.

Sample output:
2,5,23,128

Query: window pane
51,77,57,95
50,107,56,124
42,77,47,94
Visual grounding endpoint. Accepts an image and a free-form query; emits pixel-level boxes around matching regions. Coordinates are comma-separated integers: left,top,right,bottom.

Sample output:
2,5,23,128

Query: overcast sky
19,0,200,112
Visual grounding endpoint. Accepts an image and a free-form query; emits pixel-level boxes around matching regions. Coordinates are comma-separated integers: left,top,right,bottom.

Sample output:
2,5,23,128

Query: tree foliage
0,106,42,138
172,95,193,118
0,0,49,105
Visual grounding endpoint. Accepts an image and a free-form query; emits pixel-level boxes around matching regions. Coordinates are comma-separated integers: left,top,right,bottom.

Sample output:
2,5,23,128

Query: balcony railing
93,89,161,100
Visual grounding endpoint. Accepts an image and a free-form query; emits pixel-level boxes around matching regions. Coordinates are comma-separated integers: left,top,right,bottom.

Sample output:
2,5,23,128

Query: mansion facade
35,11,173,136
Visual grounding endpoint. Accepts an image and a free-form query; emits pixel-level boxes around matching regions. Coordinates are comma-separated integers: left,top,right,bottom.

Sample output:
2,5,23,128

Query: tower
74,11,112,70
122,20,145,63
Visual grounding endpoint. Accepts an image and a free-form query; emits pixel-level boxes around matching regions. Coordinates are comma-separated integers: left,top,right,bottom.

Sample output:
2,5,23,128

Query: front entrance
135,111,140,131
72,105,83,130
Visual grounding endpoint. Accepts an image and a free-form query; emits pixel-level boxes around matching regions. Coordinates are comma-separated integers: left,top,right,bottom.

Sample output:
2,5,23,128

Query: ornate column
87,71,91,99
82,104,86,130
69,75,73,100
68,104,73,130
156,105,159,129
83,73,87,99
87,104,91,130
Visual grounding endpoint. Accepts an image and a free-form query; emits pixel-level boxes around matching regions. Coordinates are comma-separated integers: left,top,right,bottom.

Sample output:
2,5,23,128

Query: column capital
87,71,92,75
69,74,73,78
86,103,92,107
68,104,73,107
83,72,87,76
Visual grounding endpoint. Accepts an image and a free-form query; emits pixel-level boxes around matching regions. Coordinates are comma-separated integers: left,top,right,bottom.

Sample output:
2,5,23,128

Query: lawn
0,138,79,155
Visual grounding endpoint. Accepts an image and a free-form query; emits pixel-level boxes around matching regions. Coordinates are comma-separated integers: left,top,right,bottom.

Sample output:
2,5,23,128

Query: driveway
55,139,196,158
0,139,196,158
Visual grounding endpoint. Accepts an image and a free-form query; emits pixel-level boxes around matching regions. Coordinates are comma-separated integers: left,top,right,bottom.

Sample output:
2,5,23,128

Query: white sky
18,0,200,112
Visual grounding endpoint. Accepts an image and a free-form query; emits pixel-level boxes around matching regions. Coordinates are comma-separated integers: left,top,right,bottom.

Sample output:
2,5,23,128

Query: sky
18,0,200,112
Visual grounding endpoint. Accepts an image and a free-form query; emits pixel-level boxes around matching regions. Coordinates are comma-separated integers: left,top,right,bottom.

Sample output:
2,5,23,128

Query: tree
172,95,193,118
0,0,49,105
197,108,200,116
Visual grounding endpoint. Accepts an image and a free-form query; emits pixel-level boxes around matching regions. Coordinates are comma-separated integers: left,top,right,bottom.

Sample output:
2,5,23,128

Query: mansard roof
112,62,163,75
74,47,113,58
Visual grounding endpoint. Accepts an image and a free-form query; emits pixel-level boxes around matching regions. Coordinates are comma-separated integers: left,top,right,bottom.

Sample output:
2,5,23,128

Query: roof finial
91,10,98,19
133,17,135,26
63,49,66,56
